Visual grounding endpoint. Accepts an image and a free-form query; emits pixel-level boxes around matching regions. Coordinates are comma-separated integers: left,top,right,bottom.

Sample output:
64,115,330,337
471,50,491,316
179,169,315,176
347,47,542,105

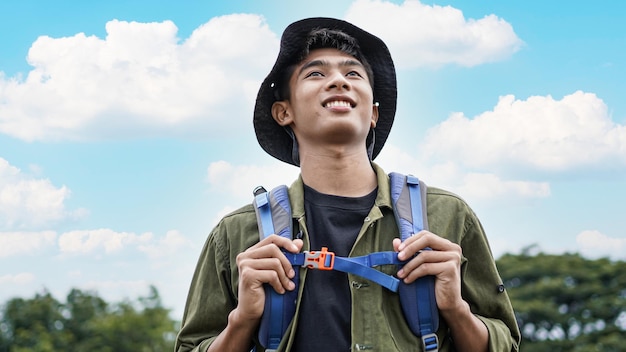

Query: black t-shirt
292,184,377,352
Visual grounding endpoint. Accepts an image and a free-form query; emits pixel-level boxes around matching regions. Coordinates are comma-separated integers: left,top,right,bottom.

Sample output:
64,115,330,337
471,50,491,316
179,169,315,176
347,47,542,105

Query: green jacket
176,164,521,351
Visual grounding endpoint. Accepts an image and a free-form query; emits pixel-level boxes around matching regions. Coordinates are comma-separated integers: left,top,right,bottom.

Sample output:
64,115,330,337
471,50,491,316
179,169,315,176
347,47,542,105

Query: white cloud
0,6,523,142
58,228,152,255
456,172,550,200
344,0,523,68
419,91,626,171
0,226,193,259
207,160,300,200
56,228,196,263
376,144,550,202
138,230,193,260
205,160,303,229
576,230,626,260
0,14,278,141
0,272,36,285
0,231,57,258
0,158,85,230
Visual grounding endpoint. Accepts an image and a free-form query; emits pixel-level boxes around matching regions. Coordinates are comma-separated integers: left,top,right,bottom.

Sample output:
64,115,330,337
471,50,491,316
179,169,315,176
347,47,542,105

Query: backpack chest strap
284,248,406,292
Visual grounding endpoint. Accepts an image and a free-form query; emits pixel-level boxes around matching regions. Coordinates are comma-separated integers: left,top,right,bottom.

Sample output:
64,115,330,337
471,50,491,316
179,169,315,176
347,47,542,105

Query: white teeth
325,100,352,108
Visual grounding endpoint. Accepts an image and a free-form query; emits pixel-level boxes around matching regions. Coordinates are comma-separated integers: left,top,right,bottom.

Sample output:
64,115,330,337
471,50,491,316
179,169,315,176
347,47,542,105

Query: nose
326,71,350,91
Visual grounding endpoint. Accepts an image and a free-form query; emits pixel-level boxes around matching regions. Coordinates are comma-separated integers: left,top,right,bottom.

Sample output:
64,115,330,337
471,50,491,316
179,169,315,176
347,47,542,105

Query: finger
239,257,296,292
242,242,299,276
392,238,402,252
291,238,304,253
397,250,461,282
396,231,430,259
239,235,304,279
240,266,294,295
240,245,296,280
401,260,460,284
398,232,460,260
252,234,301,252
256,268,296,293
400,248,461,273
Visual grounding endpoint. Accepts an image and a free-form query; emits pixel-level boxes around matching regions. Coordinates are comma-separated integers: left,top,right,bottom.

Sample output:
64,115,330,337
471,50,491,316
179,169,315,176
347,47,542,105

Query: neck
299,149,377,197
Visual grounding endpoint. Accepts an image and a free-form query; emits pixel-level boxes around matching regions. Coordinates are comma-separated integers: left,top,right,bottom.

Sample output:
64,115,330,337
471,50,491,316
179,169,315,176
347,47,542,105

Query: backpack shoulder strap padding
389,172,440,352
253,185,297,351
389,173,429,239
254,185,292,240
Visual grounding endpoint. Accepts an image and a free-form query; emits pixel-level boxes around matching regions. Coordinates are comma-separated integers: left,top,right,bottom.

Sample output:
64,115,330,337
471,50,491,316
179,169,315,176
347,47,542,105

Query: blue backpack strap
390,172,440,352
284,249,405,292
253,185,298,351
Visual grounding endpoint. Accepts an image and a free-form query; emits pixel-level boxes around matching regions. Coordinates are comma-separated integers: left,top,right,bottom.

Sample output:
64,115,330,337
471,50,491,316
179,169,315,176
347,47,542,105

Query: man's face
273,48,378,157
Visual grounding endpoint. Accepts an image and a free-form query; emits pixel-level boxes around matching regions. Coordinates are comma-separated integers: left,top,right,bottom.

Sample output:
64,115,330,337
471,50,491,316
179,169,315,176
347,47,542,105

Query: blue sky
1,0,625,319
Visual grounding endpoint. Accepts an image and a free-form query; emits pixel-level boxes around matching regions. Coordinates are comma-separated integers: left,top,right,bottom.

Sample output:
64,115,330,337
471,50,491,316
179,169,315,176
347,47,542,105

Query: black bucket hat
253,17,397,166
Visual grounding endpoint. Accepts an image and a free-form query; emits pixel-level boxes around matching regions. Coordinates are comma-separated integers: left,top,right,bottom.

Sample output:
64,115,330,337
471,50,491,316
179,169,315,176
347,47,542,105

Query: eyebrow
297,58,364,77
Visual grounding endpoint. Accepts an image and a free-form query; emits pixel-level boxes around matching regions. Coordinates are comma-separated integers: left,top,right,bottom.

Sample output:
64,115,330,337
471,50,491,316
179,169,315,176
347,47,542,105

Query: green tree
85,286,176,352
0,286,177,352
497,247,626,352
1,290,71,351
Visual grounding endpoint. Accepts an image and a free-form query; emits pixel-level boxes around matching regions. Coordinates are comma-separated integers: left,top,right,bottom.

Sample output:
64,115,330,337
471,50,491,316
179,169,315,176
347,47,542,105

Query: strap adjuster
304,247,335,270
422,333,439,351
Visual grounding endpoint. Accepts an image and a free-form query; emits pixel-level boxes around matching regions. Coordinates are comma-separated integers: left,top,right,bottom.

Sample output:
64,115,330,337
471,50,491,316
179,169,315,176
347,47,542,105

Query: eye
346,70,364,78
305,71,324,78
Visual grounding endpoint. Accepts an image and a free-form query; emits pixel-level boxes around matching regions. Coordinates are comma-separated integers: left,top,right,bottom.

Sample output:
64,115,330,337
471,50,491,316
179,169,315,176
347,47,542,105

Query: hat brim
254,17,397,166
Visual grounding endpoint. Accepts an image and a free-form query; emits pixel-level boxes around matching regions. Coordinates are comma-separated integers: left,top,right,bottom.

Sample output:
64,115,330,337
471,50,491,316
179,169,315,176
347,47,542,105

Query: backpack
252,172,439,351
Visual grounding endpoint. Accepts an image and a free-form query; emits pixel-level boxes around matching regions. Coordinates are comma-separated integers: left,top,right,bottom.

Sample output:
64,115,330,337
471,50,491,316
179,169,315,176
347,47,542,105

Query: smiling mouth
324,100,354,108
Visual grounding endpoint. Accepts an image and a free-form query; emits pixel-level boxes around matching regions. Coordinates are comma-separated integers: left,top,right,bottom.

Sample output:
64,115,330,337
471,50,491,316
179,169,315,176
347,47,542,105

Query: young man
176,18,520,352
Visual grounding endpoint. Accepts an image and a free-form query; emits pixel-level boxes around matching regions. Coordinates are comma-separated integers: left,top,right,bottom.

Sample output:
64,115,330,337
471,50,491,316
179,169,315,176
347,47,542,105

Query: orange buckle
304,247,335,270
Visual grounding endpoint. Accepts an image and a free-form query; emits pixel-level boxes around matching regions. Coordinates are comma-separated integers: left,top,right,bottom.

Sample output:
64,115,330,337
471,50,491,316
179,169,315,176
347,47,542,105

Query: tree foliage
0,286,177,352
497,247,626,352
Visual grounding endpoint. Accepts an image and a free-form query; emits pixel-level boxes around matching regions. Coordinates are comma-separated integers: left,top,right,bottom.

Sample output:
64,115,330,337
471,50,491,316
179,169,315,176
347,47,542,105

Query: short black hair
274,28,375,101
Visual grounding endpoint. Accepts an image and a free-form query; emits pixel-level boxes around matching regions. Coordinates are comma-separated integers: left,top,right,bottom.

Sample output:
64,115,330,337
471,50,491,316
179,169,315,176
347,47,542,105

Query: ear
271,101,294,126
370,103,379,128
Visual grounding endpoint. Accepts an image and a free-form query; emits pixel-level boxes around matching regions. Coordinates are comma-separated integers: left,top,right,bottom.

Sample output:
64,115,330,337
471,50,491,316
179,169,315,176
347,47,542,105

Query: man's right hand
208,235,303,352
234,235,303,321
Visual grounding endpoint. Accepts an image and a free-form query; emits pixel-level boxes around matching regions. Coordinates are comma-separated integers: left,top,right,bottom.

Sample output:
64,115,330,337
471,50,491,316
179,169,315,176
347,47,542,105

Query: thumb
392,238,402,252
